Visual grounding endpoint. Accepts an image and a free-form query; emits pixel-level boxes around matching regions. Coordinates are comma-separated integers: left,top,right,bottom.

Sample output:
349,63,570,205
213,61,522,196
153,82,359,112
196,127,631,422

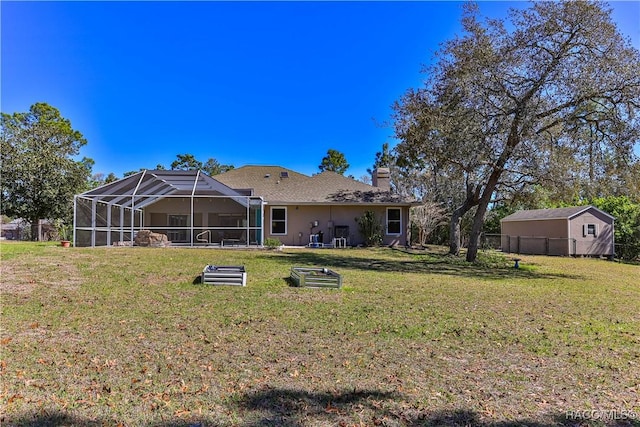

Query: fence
481,233,502,250
482,234,578,256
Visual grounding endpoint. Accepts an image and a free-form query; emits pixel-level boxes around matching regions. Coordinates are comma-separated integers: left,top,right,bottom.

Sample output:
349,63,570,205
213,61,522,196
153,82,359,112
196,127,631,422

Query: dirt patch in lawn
0,255,83,297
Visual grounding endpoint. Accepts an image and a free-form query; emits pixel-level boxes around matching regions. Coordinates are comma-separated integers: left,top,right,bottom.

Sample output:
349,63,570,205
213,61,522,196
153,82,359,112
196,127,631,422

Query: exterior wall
144,197,246,226
140,197,410,247
265,204,409,247
501,219,571,255
569,211,614,256
142,197,258,244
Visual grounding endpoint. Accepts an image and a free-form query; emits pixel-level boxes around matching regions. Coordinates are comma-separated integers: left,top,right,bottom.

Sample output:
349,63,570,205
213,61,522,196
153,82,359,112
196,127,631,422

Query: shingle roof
501,205,614,222
214,165,416,205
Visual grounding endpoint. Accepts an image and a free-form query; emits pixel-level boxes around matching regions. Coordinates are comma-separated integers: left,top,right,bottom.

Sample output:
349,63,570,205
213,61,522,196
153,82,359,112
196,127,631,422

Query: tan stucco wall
143,197,255,244
141,198,409,247
144,197,246,226
265,204,409,247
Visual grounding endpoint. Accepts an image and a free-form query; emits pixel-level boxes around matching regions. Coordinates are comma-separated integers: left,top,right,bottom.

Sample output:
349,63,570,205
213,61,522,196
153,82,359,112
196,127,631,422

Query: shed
500,206,614,256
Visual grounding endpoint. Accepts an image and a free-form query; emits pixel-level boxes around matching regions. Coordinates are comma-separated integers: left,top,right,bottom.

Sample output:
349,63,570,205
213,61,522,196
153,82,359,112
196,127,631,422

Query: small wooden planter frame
290,267,342,289
201,265,246,286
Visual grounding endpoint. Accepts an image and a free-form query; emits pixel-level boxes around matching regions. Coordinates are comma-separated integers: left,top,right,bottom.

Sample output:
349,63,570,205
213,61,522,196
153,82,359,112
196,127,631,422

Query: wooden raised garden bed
201,265,246,286
290,267,342,289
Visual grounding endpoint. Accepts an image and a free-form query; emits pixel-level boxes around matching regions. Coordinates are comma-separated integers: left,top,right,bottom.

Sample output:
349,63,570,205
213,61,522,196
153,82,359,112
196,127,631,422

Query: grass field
1,242,639,426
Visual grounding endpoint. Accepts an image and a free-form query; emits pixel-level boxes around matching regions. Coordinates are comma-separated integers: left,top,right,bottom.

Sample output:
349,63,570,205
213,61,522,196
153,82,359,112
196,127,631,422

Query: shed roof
213,165,416,205
500,205,614,222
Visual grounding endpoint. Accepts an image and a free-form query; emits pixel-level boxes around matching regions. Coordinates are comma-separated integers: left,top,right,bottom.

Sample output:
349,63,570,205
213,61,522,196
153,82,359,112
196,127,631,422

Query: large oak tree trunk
449,206,466,255
448,187,480,255
466,200,490,262
30,218,41,241
466,162,505,262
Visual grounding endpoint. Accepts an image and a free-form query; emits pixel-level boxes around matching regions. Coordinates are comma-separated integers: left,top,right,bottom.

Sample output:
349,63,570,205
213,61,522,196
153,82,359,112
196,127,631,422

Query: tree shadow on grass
232,388,640,427
235,387,399,426
4,401,639,427
257,248,584,282
0,410,215,427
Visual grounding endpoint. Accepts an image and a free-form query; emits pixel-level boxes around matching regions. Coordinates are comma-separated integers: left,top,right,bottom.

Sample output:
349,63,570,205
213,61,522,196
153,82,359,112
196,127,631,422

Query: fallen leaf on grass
8,394,23,404
325,403,345,415
174,409,190,417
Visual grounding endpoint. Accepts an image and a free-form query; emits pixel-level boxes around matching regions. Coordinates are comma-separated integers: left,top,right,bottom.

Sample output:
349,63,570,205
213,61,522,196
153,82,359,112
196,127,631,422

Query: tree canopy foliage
123,154,234,178
318,149,350,175
393,1,640,261
202,157,235,176
590,196,640,261
169,153,234,176
1,103,91,238
367,142,394,174
170,153,203,171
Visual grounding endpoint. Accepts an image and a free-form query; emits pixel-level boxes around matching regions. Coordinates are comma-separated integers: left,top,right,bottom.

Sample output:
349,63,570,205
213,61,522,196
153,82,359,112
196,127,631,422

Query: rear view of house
214,166,416,247
73,166,417,248
500,206,614,257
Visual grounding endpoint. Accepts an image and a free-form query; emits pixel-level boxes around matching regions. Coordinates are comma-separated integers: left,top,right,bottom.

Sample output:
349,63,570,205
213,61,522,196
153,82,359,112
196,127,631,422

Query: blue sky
2,1,639,181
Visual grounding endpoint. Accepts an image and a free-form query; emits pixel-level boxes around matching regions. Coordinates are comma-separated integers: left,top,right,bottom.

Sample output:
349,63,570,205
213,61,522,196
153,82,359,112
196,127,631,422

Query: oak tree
1,103,91,239
393,1,640,261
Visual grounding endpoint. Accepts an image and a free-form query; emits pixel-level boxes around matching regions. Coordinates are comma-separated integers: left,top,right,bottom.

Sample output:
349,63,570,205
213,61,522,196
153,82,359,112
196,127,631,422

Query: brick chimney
372,167,390,191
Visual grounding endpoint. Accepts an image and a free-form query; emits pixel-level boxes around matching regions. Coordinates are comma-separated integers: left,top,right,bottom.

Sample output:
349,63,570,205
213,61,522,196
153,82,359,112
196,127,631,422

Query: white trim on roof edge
500,205,615,222
566,206,614,220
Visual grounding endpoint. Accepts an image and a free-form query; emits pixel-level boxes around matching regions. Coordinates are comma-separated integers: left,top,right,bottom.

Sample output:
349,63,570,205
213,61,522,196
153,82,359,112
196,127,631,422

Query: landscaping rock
134,230,170,247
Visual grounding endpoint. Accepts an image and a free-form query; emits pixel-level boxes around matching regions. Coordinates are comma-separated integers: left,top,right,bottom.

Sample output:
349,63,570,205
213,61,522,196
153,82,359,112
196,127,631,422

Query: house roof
500,205,614,222
214,165,416,205
0,219,24,231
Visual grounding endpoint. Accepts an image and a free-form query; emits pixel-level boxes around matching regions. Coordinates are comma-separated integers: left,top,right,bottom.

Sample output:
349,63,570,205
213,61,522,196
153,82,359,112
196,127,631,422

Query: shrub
590,196,640,261
356,211,383,246
263,238,282,249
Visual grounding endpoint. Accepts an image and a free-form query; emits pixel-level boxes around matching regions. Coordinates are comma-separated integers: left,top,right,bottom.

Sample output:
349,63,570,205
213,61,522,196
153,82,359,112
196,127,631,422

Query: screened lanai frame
73,169,264,248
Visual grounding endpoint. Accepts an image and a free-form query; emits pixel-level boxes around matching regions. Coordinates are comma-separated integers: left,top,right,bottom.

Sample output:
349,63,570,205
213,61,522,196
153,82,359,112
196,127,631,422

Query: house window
584,223,597,237
271,207,287,235
386,208,401,235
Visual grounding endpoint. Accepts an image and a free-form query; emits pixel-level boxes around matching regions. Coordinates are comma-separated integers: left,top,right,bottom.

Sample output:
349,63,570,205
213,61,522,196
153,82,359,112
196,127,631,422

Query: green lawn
1,242,639,426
